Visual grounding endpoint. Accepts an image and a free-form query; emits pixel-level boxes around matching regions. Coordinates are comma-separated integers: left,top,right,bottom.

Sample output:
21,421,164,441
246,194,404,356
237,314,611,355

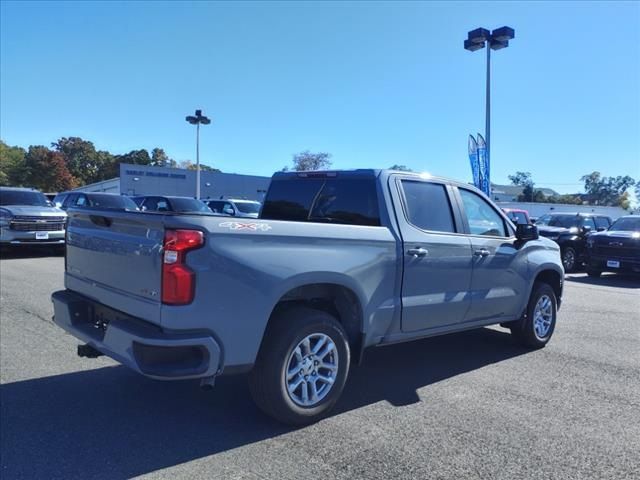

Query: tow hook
77,344,104,359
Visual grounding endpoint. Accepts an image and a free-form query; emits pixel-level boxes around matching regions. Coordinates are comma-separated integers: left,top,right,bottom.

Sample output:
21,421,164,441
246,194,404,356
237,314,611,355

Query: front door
393,178,474,332
456,187,527,322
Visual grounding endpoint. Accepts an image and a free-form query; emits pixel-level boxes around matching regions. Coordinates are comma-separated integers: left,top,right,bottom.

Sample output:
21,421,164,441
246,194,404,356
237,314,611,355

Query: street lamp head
195,109,202,117
200,117,211,125
467,27,491,44
464,39,485,52
490,39,509,50
491,26,515,42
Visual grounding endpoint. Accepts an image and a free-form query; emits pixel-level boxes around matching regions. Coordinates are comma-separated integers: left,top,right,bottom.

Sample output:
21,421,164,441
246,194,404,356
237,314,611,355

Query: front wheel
511,282,557,348
248,306,350,425
561,247,578,272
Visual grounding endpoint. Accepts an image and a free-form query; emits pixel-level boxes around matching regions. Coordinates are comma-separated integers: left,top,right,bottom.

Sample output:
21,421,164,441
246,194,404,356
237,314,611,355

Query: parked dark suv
585,215,640,277
535,212,612,272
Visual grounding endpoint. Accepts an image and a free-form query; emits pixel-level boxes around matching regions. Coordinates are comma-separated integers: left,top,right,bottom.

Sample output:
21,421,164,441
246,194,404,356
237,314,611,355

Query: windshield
169,198,211,213
0,190,50,207
609,217,640,232
234,201,261,214
536,214,579,228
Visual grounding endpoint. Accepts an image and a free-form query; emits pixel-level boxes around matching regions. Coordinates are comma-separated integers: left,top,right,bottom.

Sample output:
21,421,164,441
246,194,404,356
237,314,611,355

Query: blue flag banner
476,134,490,197
468,135,481,190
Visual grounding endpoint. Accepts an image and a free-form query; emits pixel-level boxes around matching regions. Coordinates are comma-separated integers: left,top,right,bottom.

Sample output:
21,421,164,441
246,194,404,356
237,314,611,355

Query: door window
594,217,610,230
582,217,596,230
74,195,88,207
459,189,507,237
400,180,456,233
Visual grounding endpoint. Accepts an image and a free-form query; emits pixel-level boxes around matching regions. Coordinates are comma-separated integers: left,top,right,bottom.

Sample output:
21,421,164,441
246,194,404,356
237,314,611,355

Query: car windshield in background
0,190,50,207
609,217,640,232
537,215,579,228
88,194,139,210
235,201,261,214
508,212,528,224
169,198,210,213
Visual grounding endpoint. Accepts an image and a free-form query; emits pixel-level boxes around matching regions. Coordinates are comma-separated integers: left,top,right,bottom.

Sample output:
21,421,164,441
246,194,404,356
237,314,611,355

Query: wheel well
534,270,562,301
269,283,363,353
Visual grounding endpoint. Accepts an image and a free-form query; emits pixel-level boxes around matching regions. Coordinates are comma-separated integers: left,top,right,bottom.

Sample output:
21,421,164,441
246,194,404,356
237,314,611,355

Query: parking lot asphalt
1,248,639,480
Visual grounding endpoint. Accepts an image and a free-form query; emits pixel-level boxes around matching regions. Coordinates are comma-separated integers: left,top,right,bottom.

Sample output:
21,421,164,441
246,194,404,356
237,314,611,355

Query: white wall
497,202,629,220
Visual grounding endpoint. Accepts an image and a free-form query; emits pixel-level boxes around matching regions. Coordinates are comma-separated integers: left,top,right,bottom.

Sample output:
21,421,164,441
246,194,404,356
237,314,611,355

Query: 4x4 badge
219,222,272,232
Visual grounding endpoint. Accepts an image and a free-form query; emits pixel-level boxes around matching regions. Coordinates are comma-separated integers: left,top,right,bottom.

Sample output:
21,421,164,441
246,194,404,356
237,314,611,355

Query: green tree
0,141,27,186
580,171,635,206
389,164,413,172
508,171,546,202
283,151,332,171
151,148,176,167
23,146,77,192
178,159,220,172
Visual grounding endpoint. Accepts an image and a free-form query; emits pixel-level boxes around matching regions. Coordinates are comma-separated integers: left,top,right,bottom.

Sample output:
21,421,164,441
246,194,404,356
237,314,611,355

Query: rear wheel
248,306,350,425
511,282,557,348
561,247,577,272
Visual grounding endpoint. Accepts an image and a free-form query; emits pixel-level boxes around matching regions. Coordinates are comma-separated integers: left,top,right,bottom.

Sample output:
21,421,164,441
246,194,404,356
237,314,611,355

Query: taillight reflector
161,229,204,305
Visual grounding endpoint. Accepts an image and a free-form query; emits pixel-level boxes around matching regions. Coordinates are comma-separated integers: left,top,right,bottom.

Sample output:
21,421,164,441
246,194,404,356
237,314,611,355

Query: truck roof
272,169,481,192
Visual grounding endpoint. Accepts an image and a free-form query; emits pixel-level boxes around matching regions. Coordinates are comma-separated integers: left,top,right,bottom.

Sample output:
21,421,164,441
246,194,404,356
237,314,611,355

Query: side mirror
516,223,539,242
581,225,592,234
596,227,606,232
223,207,235,216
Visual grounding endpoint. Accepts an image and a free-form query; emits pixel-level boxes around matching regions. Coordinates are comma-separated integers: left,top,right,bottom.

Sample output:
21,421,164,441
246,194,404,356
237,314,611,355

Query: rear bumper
0,227,65,245
587,254,640,274
51,290,221,380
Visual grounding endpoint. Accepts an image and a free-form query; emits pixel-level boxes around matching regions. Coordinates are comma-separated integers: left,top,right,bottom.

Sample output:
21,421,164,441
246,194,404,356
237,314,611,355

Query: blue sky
1,1,639,193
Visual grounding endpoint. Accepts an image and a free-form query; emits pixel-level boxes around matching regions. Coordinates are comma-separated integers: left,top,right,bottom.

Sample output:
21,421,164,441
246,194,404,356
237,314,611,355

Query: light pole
464,26,515,196
185,109,211,199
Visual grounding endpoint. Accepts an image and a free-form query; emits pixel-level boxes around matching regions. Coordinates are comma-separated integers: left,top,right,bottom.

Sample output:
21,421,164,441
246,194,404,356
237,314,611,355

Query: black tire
561,247,577,272
586,269,602,278
511,282,557,349
248,306,350,425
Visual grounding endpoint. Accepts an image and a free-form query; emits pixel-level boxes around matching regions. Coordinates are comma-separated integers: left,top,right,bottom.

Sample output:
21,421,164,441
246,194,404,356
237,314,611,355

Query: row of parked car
0,186,261,250
502,207,639,277
1,185,639,278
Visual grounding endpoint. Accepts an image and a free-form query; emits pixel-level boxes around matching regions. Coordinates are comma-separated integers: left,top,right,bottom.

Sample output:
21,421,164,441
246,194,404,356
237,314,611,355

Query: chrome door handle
474,248,490,257
407,247,428,257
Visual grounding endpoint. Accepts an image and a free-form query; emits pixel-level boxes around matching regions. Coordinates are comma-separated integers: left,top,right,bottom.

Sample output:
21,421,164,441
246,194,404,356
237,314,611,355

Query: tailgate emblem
219,221,272,232
608,241,623,247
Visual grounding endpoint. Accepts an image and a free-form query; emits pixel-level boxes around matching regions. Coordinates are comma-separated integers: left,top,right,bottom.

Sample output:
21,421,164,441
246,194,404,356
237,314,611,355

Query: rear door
455,187,527,322
65,209,165,324
391,176,474,332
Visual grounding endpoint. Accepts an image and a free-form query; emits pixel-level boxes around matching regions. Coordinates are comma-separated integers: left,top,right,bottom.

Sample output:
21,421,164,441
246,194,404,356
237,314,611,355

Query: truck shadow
0,245,64,259
1,328,528,479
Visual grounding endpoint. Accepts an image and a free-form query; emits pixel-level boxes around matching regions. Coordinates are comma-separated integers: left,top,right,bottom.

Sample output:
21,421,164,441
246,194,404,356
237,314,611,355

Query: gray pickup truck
52,170,563,424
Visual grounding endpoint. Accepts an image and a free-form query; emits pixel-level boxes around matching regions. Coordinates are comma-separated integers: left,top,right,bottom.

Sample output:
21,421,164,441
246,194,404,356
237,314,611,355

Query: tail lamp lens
161,230,204,305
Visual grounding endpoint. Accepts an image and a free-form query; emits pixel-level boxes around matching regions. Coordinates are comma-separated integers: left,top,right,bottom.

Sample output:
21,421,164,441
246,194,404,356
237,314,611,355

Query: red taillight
162,229,204,305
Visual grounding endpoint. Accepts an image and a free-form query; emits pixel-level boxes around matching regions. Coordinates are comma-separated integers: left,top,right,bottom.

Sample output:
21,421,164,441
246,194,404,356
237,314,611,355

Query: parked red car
502,208,531,225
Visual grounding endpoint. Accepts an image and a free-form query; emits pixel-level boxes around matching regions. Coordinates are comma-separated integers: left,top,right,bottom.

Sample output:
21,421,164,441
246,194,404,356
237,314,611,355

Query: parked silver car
204,198,262,218
0,187,67,248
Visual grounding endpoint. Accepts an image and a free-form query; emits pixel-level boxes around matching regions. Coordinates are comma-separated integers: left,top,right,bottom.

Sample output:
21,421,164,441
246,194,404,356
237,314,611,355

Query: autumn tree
508,171,546,202
389,164,413,172
580,171,635,207
23,146,77,192
51,137,115,184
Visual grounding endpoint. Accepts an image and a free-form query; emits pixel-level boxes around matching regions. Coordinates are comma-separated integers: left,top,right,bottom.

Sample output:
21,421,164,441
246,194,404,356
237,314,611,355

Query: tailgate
65,209,165,324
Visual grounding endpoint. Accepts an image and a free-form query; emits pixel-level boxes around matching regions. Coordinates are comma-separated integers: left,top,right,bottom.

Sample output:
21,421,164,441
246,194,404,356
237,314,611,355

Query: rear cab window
261,173,380,226
400,180,456,233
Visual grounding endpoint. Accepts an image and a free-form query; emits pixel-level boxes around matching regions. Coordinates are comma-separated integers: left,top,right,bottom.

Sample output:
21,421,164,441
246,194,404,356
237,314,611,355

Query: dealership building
74,163,272,201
